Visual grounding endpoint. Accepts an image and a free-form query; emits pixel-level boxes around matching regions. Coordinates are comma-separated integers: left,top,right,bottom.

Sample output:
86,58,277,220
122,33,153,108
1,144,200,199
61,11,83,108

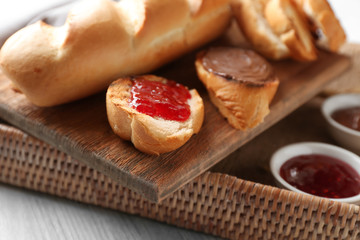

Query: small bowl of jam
322,94,360,155
270,142,360,204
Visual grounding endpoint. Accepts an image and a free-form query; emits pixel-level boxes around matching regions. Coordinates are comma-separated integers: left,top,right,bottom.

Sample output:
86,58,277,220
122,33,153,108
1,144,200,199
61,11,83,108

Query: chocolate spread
201,47,276,87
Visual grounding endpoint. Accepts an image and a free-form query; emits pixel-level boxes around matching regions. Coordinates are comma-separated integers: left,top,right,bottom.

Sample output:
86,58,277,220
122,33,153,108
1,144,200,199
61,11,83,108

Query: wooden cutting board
0,47,350,202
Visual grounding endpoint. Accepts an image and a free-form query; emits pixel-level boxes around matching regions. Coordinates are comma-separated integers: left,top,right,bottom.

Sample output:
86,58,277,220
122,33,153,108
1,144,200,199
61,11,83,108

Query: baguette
195,47,279,130
0,0,231,107
106,75,204,155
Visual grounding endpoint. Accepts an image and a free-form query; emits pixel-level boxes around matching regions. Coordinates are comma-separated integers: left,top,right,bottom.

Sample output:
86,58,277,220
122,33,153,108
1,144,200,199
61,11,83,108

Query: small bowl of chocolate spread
322,94,360,155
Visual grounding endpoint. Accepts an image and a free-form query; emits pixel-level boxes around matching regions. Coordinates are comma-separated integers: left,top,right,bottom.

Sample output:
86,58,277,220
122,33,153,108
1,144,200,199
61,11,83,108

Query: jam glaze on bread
195,47,279,130
106,75,204,155
0,0,231,107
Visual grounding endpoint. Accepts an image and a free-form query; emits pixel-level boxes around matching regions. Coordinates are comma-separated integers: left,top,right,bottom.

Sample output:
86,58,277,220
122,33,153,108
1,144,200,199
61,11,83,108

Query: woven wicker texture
0,123,360,240
324,43,360,94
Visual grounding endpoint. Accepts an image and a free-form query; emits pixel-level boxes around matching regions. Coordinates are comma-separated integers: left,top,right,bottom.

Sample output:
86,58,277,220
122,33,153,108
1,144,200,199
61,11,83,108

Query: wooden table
0,183,221,240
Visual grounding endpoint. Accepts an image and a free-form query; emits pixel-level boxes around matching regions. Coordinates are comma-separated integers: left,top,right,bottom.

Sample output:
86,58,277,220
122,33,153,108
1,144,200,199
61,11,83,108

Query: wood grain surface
0,183,219,240
0,47,350,202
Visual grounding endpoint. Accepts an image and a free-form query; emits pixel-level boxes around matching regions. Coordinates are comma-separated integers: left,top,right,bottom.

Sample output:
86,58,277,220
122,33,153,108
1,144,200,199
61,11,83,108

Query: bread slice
264,0,317,61
231,0,317,61
294,0,346,52
195,47,279,130
231,0,290,60
106,75,204,155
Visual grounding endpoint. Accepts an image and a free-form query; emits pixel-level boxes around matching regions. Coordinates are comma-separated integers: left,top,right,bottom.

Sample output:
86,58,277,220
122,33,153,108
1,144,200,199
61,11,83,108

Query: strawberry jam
129,77,191,122
280,154,360,199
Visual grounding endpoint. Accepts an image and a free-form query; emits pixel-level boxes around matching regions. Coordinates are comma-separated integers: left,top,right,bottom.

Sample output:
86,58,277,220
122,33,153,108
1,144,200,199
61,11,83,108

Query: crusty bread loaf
231,0,317,61
0,0,231,107
294,0,346,52
106,75,204,155
195,47,279,130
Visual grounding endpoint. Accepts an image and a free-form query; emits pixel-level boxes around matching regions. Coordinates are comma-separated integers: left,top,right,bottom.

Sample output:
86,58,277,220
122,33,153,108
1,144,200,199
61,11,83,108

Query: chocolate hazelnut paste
201,47,276,87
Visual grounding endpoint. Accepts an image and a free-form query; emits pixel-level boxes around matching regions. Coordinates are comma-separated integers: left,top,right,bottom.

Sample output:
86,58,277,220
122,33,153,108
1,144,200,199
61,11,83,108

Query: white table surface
0,1,359,239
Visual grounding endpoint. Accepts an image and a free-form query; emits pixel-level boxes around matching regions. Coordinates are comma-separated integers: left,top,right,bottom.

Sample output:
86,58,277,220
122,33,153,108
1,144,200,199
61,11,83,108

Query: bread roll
106,75,204,155
294,0,346,52
231,0,317,61
195,47,279,130
0,0,231,107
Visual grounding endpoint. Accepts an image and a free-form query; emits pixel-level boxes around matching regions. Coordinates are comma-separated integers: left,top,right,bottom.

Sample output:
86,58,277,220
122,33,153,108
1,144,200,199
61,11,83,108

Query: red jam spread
331,106,360,132
129,77,191,122
280,154,360,199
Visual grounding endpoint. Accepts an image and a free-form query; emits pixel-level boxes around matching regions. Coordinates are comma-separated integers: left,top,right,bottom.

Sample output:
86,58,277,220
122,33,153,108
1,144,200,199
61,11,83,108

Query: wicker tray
1,122,360,239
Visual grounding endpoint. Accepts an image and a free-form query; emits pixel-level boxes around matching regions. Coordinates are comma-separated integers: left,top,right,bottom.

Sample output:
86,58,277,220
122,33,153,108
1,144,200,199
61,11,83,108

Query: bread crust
106,75,204,155
195,48,279,130
231,0,317,61
0,0,231,107
294,0,346,51
264,0,317,61
231,0,290,60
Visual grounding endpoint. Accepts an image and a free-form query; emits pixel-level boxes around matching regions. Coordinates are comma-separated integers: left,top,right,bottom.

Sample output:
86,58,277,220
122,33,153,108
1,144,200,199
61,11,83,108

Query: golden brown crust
0,0,231,107
231,0,317,61
264,0,317,61
294,0,346,52
195,48,279,130
106,75,204,155
231,0,290,60
184,0,232,49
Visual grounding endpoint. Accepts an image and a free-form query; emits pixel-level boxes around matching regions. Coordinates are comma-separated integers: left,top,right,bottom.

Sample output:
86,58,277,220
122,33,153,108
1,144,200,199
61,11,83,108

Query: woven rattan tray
1,121,360,239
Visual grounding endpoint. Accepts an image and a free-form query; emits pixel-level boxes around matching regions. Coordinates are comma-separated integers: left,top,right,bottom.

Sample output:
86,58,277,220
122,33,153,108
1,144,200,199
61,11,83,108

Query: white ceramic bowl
270,142,360,204
321,94,360,155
